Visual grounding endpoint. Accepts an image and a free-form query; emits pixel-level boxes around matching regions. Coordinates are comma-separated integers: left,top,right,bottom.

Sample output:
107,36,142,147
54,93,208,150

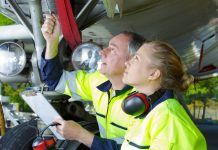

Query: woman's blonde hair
147,41,194,91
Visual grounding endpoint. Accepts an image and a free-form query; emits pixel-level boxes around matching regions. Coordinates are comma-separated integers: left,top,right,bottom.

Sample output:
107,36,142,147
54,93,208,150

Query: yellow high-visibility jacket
121,98,207,150
55,70,135,144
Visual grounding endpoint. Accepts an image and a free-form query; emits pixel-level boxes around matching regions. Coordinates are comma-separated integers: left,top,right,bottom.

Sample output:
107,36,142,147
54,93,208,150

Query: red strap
56,0,81,50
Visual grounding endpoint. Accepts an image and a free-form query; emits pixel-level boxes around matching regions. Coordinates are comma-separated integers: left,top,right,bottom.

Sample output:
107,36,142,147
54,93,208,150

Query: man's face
99,34,130,77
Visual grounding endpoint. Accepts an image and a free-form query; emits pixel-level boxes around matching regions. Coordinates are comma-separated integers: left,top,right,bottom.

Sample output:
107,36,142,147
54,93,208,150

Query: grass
0,13,14,25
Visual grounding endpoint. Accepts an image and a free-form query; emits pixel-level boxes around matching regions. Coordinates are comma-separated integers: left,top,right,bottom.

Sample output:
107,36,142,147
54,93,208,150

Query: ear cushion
122,93,150,117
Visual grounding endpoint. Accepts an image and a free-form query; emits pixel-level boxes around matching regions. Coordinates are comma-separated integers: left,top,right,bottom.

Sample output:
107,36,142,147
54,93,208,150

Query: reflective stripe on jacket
121,98,207,150
55,70,135,144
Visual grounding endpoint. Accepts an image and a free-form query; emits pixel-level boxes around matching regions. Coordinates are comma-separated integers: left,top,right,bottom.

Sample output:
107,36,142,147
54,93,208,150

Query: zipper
105,89,113,138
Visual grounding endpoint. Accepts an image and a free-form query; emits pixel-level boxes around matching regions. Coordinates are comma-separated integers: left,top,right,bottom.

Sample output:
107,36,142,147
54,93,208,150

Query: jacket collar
149,89,174,109
97,80,133,96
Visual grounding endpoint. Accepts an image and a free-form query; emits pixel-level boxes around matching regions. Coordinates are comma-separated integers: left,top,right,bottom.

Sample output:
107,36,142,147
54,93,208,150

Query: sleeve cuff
90,136,121,150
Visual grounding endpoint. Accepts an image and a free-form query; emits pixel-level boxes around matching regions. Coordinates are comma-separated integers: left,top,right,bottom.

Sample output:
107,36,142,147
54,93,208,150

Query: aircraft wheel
0,119,37,150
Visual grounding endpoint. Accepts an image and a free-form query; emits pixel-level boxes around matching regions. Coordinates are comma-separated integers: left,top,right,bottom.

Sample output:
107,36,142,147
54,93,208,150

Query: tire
0,119,38,150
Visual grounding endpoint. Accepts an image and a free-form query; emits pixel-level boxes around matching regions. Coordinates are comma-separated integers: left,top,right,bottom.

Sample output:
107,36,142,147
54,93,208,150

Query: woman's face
123,44,158,87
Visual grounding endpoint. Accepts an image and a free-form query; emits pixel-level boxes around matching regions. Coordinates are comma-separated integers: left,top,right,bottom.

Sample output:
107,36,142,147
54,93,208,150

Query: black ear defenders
122,92,150,117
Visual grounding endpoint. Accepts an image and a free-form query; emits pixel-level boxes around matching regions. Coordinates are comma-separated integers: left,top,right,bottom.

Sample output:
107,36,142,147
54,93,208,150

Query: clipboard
21,90,65,140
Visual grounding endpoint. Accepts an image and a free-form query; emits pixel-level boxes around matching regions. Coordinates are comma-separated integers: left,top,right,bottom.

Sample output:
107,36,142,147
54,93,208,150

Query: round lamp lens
0,42,26,76
71,42,101,72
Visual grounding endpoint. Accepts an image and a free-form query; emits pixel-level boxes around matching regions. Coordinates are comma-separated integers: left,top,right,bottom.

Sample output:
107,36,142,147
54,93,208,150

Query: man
40,14,145,149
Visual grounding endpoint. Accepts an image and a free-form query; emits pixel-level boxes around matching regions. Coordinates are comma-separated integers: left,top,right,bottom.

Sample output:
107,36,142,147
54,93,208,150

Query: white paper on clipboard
21,90,65,140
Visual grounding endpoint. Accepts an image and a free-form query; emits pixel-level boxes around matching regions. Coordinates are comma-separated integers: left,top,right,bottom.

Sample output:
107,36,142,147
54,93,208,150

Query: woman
121,41,207,150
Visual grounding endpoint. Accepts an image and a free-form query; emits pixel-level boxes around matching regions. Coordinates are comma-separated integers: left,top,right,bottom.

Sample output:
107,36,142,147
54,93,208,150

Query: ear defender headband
121,92,150,117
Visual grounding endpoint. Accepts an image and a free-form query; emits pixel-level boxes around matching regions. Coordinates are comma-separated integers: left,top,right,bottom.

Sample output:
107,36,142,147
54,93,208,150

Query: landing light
71,42,101,72
0,42,26,76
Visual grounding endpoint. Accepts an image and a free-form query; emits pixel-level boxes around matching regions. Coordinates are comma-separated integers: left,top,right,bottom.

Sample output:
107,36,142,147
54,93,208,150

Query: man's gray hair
120,31,146,56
